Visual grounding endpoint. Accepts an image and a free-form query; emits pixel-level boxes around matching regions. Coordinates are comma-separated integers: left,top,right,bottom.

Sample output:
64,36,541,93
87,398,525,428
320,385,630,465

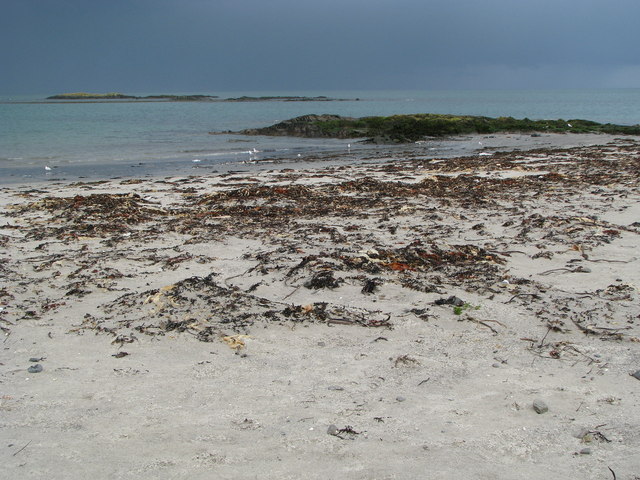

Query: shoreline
1,136,639,479
0,132,631,187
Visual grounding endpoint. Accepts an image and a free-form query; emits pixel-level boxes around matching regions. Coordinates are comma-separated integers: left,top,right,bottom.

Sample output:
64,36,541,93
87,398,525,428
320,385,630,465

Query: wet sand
1,133,639,479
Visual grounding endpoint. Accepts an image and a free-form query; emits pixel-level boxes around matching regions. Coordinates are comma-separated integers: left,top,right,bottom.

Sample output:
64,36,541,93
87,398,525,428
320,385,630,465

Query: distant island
224,95,356,102
229,113,640,143
46,92,219,101
45,93,355,102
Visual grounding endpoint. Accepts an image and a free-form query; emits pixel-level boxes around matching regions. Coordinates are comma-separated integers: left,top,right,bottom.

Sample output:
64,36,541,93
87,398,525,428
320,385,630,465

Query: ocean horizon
1,88,639,183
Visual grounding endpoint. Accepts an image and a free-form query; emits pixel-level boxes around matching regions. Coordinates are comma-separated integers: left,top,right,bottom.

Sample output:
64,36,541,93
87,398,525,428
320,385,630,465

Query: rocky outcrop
238,115,359,138
229,113,640,143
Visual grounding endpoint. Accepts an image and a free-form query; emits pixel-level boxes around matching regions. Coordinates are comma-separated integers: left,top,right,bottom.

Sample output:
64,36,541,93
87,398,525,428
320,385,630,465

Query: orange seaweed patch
385,262,416,272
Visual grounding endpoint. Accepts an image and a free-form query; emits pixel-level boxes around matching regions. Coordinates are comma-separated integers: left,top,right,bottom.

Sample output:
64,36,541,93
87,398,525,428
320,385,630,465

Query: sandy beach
1,133,639,479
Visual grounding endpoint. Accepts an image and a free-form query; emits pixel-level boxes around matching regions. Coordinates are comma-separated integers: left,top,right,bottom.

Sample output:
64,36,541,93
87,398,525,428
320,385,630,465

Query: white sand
1,134,639,479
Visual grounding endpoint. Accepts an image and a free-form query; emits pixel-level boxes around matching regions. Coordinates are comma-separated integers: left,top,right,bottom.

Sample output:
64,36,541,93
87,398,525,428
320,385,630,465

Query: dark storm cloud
2,0,639,93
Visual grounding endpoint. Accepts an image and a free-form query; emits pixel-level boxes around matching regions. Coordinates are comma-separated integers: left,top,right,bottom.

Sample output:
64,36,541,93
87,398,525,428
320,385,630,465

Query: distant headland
46,92,219,101
45,93,356,102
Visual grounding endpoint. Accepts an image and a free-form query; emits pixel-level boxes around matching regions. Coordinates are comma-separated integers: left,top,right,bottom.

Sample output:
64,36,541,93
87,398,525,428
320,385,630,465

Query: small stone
532,399,548,414
492,363,501,368
573,428,590,439
29,357,42,363
317,341,326,347
328,386,344,391
579,448,592,455
434,296,465,307
396,396,406,402
327,424,339,436
631,370,640,381
28,364,43,374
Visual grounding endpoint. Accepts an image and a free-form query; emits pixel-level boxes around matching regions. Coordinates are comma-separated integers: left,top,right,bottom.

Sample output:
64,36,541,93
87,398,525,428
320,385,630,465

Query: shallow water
1,89,639,183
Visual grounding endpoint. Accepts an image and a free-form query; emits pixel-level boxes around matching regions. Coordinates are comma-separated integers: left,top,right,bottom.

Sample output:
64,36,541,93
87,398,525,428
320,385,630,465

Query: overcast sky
2,0,639,94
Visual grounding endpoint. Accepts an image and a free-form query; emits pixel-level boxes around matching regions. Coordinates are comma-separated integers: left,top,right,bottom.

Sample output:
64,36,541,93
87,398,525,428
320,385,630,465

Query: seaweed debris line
3,137,638,344
1,135,639,479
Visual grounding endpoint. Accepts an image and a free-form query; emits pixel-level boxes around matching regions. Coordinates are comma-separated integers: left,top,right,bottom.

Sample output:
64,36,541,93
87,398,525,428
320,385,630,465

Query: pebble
573,428,590,439
631,370,640,381
492,363,501,368
579,448,592,455
28,364,43,374
328,386,344,391
396,396,406,402
532,399,548,414
327,424,339,436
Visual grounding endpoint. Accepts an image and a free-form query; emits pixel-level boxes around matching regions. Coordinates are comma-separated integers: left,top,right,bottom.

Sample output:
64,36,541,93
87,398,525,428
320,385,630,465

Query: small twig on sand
223,265,257,287
12,440,32,457
282,286,300,300
565,345,599,364
538,267,573,276
607,466,616,480
584,257,634,263
538,326,553,348
465,316,505,334
488,250,527,256
505,293,540,304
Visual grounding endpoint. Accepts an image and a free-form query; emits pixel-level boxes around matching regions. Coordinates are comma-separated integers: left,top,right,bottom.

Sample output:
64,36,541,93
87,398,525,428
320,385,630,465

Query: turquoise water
1,89,639,182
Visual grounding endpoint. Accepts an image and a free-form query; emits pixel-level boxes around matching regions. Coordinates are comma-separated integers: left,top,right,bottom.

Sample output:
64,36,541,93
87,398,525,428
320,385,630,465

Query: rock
575,266,592,273
434,296,465,307
327,424,339,436
240,114,350,139
492,363,501,368
579,448,592,455
532,399,548,414
396,396,406,402
27,364,43,373
573,428,590,439
631,370,640,380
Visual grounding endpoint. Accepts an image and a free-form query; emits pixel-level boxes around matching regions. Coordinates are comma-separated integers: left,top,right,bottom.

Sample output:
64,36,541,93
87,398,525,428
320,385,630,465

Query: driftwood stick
12,440,32,457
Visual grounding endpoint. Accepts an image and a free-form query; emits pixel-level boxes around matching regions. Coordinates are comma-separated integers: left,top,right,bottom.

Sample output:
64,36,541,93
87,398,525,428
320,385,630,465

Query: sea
1,89,639,184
